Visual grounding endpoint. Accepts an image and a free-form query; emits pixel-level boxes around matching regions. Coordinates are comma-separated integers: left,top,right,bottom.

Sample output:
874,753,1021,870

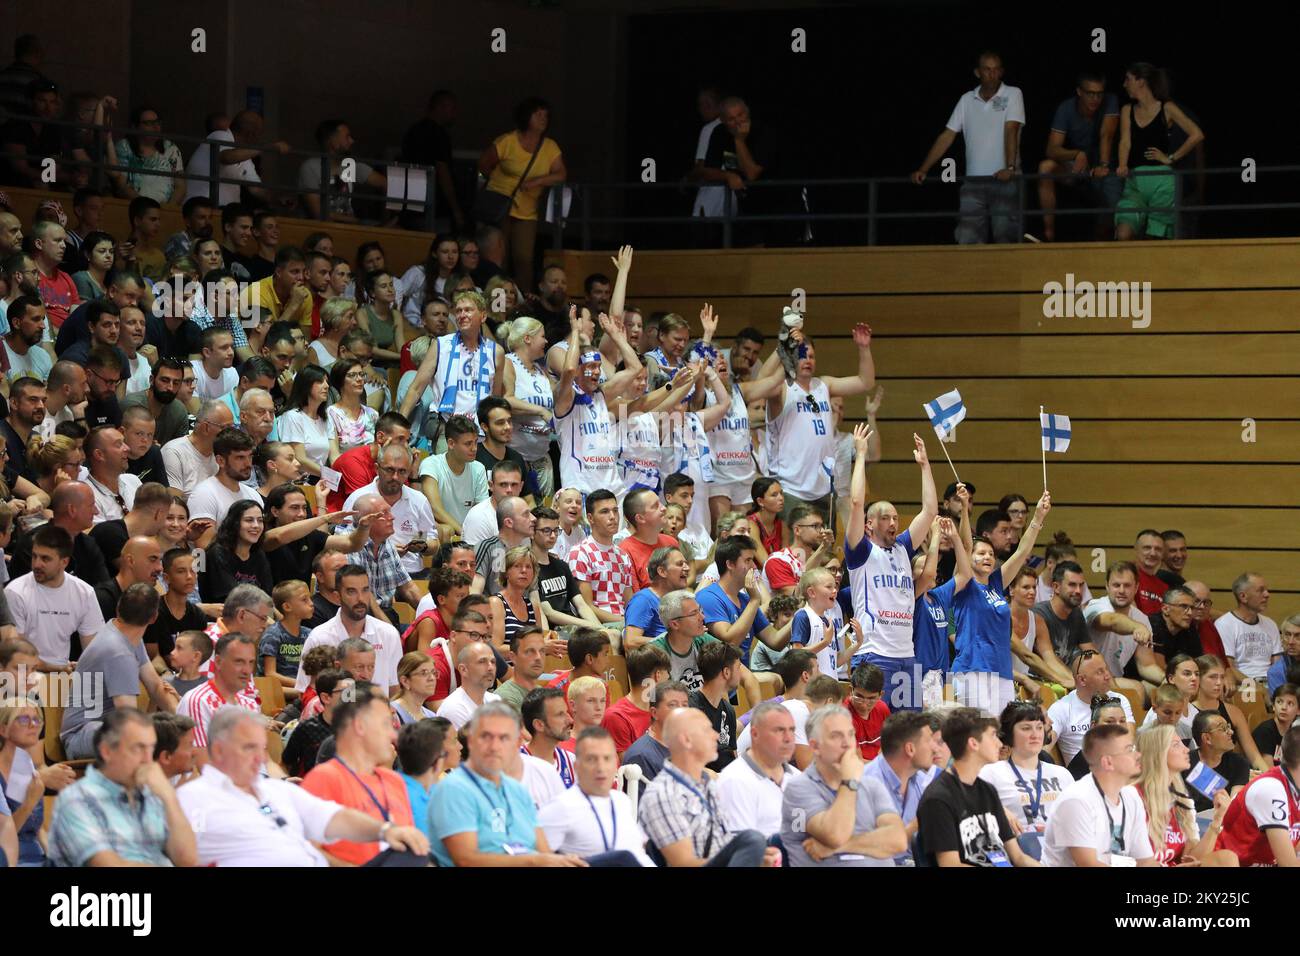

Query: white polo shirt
537,785,655,864
294,611,403,693
716,753,802,837
436,687,502,731
945,83,1026,176
87,472,143,524
343,481,439,575
176,764,340,867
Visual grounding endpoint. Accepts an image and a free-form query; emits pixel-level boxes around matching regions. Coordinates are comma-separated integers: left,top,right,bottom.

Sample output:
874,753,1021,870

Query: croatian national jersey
177,679,260,747
845,530,917,659
1215,766,1300,867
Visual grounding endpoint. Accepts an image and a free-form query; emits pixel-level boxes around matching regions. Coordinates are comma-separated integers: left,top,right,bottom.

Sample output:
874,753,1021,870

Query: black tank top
500,591,537,648
1129,103,1171,162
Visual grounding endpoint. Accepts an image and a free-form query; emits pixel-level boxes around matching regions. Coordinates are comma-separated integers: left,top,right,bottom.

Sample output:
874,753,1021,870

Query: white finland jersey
845,530,917,659
766,378,835,500
556,386,624,497
706,381,755,484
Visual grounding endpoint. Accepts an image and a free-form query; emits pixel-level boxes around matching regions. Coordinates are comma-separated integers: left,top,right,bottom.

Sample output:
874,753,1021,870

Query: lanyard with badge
437,333,491,415
462,766,528,855
1093,775,1134,865
333,757,390,823
1008,758,1045,827
584,793,617,852
664,766,719,859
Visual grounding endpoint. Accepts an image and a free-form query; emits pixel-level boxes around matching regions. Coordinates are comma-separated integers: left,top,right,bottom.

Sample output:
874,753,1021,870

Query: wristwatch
839,779,859,793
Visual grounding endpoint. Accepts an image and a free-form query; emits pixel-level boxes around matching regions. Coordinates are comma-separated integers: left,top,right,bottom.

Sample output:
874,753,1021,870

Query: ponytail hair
1126,62,1169,101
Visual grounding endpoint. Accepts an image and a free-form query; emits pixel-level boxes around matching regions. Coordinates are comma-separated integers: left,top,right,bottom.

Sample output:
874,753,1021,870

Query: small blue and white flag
923,389,966,441
1040,411,1072,453
1185,760,1228,800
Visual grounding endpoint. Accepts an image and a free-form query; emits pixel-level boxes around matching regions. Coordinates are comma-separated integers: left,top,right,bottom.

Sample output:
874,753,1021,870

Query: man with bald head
162,398,232,494
94,535,164,621
0,211,22,258
1185,579,1226,659
345,493,421,619
436,641,503,731
9,481,110,584
343,443,438,579
85,425,142,523
843,433,938,710
637,707,778,867
32,220,80,328
473,496,536,597
38,360,88,439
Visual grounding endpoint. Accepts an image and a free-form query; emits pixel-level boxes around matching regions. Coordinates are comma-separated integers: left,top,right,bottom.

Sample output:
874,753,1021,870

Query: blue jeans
707,829,767,867
851,653,921,712
586,850,642,867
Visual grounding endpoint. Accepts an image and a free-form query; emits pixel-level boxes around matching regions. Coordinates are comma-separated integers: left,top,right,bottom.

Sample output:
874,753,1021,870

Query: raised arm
946,516,973,594
608,245,633,319
955,482,974,555
915,518,942,597
823,324,876,398
552,310,584,418
694,359,733,431
1000,491,1051,584
905,433,939,544
844,422,873,549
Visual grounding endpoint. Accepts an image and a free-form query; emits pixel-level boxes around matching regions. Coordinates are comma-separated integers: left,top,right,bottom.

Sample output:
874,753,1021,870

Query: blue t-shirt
952,568,1012,678
1050,94,1120,167
624,588,666,641
696,582,771,661
429,766,539,867
915,578,956,674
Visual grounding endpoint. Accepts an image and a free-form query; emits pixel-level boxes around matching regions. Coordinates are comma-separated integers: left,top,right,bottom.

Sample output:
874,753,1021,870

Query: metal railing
549,165,1300,250
14,115,445,229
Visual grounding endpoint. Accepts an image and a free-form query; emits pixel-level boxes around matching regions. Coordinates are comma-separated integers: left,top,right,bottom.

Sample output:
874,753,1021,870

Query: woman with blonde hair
488,545,552,659
499,314,558,499
392,652,440,725
23,434,83,511
1135,724,1238,866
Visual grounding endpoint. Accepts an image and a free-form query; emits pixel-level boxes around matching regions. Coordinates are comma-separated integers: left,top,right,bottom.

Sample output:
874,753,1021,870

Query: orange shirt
619,533,679,592
301,758,414,865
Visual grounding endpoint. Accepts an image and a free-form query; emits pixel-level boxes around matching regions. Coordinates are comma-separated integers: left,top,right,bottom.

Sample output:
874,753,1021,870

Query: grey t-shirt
780,762,897,867
59,621,149,741
297,158,376,217
1032,600,1091,665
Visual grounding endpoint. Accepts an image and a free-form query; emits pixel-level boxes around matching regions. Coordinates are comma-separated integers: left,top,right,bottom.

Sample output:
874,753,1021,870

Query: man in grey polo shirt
780,705,908,867
61,584,179,758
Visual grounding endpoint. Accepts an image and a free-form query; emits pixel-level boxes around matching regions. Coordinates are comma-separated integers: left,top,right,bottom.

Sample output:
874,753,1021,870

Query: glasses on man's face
377,466,409,477
13,714,40,727
671,608,704,621
1209,723,1233,736
795,522,824,533
242,610,269,627
536,526,560,536
455,628,490,642
1193,598,1213,609
1165,601,1195,612
89,367,122,387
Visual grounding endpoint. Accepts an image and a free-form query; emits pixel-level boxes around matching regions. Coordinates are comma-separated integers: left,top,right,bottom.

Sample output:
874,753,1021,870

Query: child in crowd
750,594,800,673
787,566,862,681
845,662,891,760
261,580,313,698
166,631,214,697
293,645,342,723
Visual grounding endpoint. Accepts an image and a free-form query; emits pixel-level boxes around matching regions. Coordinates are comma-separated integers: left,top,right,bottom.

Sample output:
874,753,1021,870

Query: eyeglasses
241,609,270,627
1164,601,1195,611
794,522,824,532
536,527,560,535
89,367,122,387
455,628,490,641
12,714,40,727
377,466,410,477
670,608,704,621
1193,598,1213,609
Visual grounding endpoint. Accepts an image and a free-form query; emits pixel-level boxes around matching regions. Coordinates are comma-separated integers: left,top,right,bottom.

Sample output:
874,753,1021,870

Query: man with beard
1030,560,1094,669
84,346,126,428
531,264,571,347
975,508,1016,561
624,546,692,650
38,360,88,439
124,358,189,445
163,196,215,261
1,294,52,380
0,375,45,486
61,300,127,369
55,269,145,356
296,563,403,695
188,427,260,523
0,251,38,325
85,426,143,523
346,493,422,618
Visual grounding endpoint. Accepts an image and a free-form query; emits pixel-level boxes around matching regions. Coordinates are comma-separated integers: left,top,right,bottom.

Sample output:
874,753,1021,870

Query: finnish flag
923,389,966,440
1040,412,1072,453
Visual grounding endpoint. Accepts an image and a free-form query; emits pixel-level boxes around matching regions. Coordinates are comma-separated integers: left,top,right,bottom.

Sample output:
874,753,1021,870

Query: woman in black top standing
1114,62,1204,240
199,499,273,603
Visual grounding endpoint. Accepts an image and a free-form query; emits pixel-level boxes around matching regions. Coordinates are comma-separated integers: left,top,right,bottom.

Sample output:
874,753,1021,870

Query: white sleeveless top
507,353,555,460
430,331,497,419
706,381,755,484
1013,608,1037,676
619,410,671,494
766,378,835,500
844,530,917,659
555,385,624,497
670,411,715,553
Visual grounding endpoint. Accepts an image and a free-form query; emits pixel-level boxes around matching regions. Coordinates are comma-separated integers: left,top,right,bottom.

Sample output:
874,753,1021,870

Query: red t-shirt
619,533,679,592
38,268,81,328
428,642,456,701
301,759,414,865
400,340,417,373
747,513,784,557
843,698,889,760
602,696,652,755
310,291,325,338
403,609,448,653
1197,619,1225,658
1136,569,1166,616
328,444,377,511
764,548,805,591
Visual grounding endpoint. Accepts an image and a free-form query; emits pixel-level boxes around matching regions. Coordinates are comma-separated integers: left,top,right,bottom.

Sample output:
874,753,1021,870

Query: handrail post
553,184,566,251
722,188,733,248
424,164,437,233
208,139,219,203
581,186,591,251
867,180,878,246
317,154,330,221
1173,166,1184,239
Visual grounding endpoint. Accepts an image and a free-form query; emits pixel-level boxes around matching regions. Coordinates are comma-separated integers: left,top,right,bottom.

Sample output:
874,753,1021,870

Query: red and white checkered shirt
569,538,636,617
177,679,260,747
